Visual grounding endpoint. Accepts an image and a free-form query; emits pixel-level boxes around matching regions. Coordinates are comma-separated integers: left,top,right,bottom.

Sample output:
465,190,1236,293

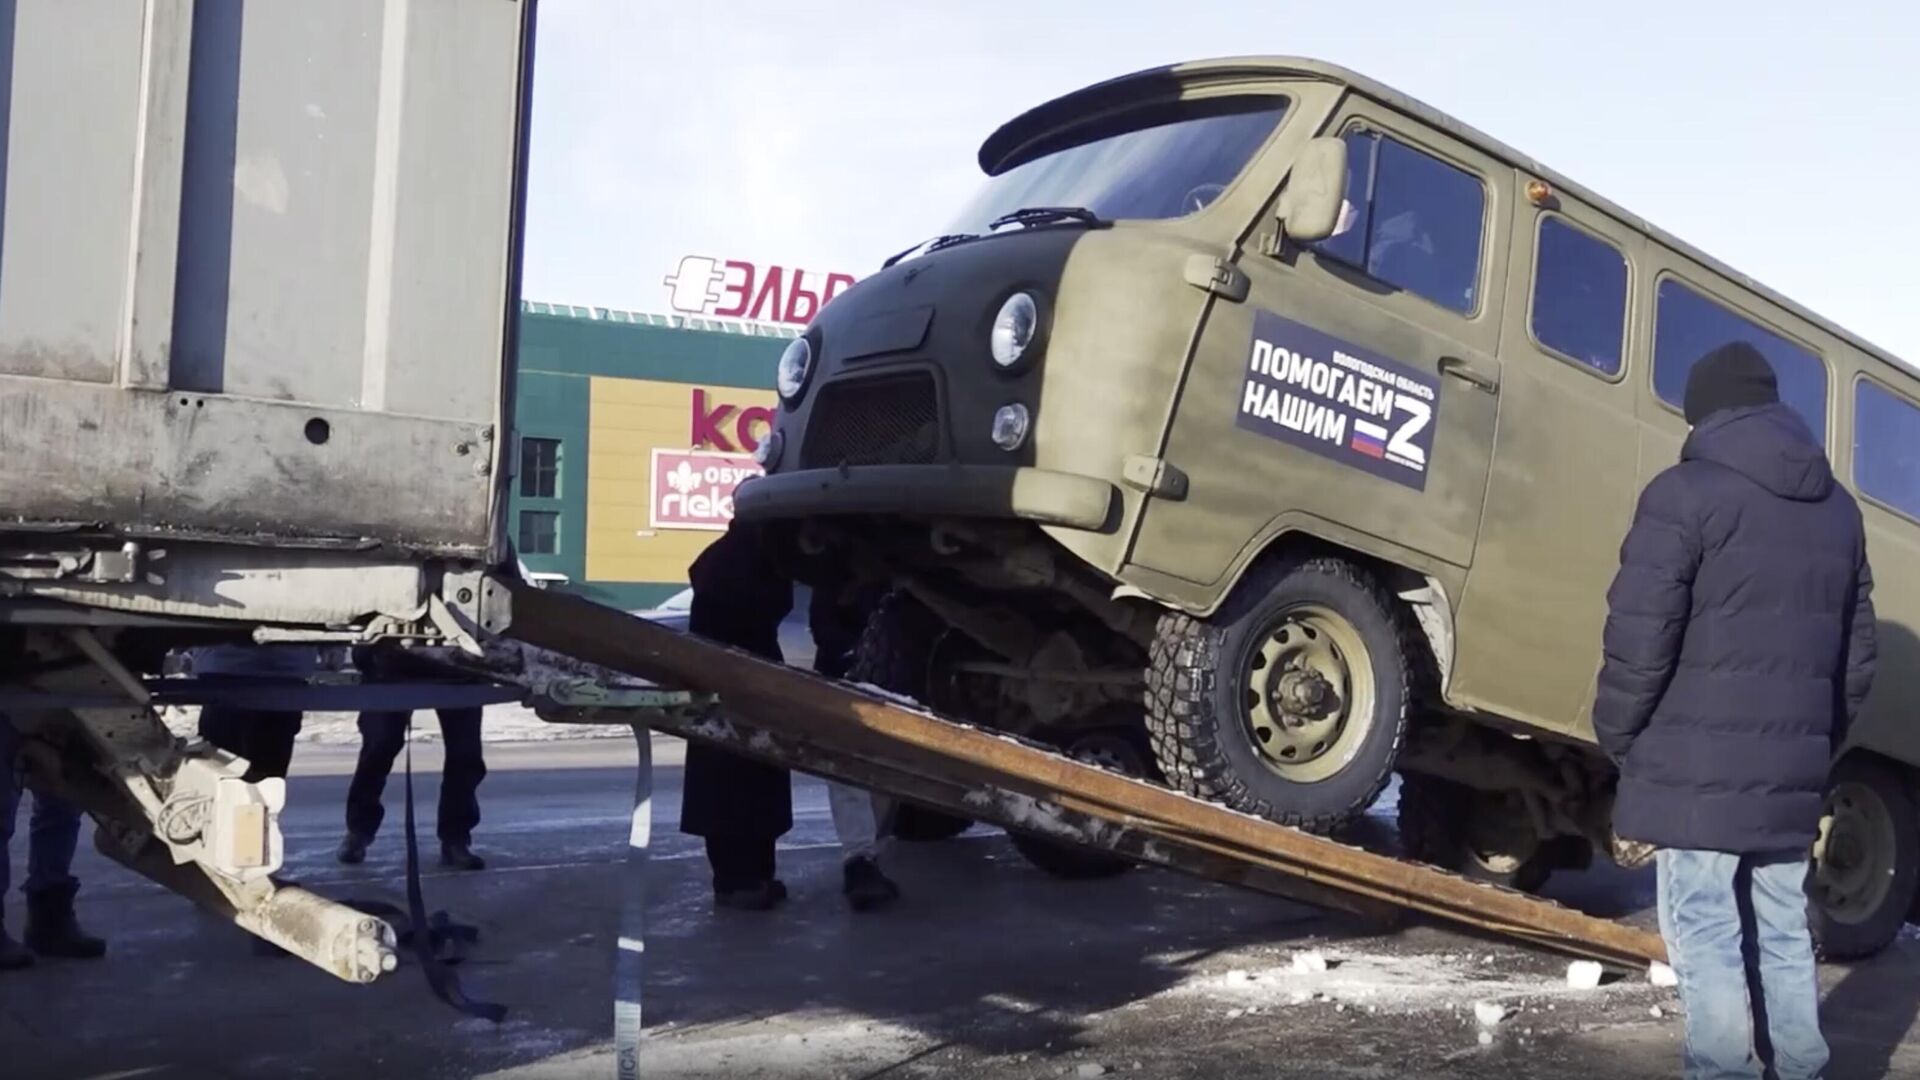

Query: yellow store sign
585,377,776,585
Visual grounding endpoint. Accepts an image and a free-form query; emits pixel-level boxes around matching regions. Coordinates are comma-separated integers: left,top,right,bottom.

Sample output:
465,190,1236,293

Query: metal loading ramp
494,578,1667,971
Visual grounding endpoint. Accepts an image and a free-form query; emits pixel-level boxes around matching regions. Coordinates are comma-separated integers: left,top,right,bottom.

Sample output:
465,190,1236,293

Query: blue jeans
1657,848,1828,1079
0,718,83,900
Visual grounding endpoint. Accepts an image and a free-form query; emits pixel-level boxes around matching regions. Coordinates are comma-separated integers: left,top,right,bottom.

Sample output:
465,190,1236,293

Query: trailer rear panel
0,0,532,556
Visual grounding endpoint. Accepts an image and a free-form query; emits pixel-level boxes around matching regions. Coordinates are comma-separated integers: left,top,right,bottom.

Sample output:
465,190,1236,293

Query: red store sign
664,255,858,327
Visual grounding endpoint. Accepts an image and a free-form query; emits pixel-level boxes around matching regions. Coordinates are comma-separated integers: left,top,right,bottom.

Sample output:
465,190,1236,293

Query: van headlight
989,292,1039,369
777,337,813,401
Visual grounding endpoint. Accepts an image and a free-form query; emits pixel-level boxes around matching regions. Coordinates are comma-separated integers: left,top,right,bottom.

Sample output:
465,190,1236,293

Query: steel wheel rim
1241,603,1374,784
1816,781,1897,925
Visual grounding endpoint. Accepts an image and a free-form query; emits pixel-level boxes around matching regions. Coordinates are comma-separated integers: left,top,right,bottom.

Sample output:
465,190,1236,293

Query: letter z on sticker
1234,311,1441,491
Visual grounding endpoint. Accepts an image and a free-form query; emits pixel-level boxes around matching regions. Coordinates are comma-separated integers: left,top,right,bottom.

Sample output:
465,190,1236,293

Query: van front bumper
734,465,1115,532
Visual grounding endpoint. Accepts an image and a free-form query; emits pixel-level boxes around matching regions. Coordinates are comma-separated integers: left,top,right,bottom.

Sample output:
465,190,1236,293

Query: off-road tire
1008,728,1158,880
848,593,976,842
1396,772,1551,893
1811,757,1920,961
1145,557,1413,834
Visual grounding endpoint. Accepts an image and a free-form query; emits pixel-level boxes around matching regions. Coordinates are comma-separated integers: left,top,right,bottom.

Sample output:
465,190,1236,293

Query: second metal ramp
492,578,1666,969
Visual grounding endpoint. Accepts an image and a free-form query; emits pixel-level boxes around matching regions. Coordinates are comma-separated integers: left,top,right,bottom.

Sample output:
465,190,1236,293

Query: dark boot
714,879,788,912
843,856,901,912
337,832,372,865
24,884,106,960
0,920,33,971
440,841,486,872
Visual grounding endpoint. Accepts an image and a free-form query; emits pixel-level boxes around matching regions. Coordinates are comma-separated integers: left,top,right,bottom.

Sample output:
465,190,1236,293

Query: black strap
402,719,507,1023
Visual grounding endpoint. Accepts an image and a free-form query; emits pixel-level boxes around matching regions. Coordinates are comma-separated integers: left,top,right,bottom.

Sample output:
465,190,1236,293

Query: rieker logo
651,449,762,532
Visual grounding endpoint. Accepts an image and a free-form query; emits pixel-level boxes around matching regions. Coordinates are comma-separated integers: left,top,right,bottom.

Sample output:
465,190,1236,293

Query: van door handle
1438,355,1499,393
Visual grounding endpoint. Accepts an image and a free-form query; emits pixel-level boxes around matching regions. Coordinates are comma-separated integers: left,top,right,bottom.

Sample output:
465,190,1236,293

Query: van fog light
991,403,1031,451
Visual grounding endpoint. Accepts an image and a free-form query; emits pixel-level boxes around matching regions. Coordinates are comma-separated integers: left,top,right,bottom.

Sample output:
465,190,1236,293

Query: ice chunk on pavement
1077,1065,1109,1078
1566,960,1605,990
1649,961,1679,988
1651,1005,1665,1019
1477,1031,1494,1047
1292,950,1329,974
1473,1001,1508,1028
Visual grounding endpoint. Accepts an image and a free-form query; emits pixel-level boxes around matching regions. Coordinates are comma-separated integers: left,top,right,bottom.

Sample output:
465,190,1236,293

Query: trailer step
491,578,1666,969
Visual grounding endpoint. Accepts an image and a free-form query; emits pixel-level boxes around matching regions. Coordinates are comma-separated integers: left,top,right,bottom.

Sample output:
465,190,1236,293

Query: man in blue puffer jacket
1596,341,1878,1079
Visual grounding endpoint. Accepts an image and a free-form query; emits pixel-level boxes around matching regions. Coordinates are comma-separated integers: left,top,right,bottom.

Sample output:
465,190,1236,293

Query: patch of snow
1076,1066,1108,1079
1477,1031,1493,1047
1566,960,1604,990
1650,1005,1665,1019
1171,949,1640,1017
1292,950,1329,974
849,682,926,709
1649,961,1679,988
961,789,1116,846
1473,1001,1508,1028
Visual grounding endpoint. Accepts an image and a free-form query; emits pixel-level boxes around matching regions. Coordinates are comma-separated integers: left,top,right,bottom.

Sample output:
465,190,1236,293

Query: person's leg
1658,847,1762,1079
1747,853,1828,1079
705,834,785,910
244,711,303,781
828,782,900,910
22,790,103,960
342,712,408,859
0,721,28,969
435,708,487,870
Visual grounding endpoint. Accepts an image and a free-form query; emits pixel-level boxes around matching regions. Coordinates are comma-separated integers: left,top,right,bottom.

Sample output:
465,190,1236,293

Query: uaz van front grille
799,372,941,468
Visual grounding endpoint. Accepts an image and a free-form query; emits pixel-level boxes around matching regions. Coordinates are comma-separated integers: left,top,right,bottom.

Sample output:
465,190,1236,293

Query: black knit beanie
1684,341,1779,424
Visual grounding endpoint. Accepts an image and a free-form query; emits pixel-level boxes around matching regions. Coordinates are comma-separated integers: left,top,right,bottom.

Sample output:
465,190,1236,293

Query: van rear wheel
1396,773,1551,892
1810,757,1920,961
1007,728,1156,880
1146,557,1412,834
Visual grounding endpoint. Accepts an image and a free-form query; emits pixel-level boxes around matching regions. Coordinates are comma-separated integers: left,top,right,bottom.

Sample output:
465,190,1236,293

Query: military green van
734,56,1920,957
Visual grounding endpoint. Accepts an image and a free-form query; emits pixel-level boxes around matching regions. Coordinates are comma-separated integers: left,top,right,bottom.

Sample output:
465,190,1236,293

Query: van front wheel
1145,557,1412,834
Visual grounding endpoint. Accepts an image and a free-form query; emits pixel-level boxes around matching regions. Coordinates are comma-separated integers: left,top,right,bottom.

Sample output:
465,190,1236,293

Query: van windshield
946,98,1289,235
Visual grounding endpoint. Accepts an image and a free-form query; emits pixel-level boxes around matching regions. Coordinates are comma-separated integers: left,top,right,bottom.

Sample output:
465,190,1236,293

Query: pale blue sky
523,0,1919,364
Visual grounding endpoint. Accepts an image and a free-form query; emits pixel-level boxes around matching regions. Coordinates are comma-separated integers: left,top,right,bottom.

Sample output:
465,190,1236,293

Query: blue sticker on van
1235,311,1439,491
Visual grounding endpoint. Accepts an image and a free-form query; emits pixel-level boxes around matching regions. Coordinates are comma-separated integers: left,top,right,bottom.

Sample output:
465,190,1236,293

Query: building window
520,437,561,499
1652,279,1827,442
1316,129,1487,315
1530,216,1628,376
518,510,559,556
1856,380,1920,520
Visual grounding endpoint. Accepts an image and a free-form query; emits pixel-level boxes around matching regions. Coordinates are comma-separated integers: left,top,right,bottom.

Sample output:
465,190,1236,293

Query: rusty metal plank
499,579,1667,968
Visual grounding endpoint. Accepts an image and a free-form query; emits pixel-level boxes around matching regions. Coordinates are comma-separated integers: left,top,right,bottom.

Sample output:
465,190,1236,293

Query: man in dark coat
680,522,798,910
1595,341,1877,1079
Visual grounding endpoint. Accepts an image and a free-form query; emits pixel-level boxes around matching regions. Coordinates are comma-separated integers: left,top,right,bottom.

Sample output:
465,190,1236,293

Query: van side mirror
1274,137,1349,246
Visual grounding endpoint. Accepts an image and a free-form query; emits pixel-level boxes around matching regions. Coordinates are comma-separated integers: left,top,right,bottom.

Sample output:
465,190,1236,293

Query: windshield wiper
882,233,979,270
987,205,1106,231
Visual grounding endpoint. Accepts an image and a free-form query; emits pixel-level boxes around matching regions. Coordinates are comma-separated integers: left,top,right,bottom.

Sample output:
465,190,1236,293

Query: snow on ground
161,703,626,744
1164,948,1647,1018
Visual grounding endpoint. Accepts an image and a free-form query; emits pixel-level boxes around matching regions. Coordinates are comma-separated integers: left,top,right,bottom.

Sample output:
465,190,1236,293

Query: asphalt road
5,739,1920,1079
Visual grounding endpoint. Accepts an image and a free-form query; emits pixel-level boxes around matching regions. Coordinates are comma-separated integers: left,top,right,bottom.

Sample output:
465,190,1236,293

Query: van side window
1530,217,1627,375
1653,278,1828,442
1856,381,1920,519
1316,130,1485,315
